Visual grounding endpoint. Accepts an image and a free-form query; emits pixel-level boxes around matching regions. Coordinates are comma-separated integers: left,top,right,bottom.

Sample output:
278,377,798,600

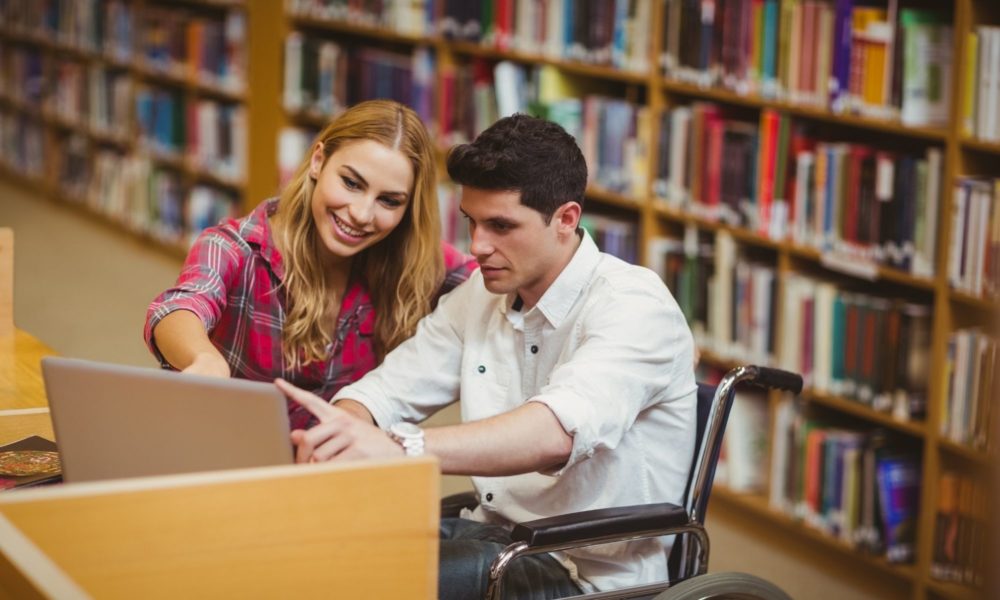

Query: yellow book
537,65,577,104
752,2,764,85
963,32,979,136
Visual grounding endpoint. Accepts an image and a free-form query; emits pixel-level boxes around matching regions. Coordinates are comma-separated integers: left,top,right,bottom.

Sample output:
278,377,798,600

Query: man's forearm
333,398,377,426
425,402,573,477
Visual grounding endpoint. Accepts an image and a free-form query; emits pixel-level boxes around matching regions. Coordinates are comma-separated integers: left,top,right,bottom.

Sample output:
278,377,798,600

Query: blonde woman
145,100,476,429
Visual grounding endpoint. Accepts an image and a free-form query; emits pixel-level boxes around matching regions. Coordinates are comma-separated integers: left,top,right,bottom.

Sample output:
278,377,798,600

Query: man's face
460,187,571,307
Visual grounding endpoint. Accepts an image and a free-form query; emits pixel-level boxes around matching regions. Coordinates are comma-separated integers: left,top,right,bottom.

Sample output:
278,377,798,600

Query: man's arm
279,380,572,476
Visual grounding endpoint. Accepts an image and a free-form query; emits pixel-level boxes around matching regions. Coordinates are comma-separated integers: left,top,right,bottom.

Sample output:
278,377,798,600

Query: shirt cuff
527,393,596,477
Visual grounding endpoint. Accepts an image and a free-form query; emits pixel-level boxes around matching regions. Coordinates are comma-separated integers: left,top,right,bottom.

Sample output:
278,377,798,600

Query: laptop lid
41,357,293,483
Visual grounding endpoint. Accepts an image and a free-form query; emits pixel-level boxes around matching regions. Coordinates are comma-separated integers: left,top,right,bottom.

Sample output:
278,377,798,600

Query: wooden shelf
288,14,431,46
800,388,927,438
949,289,1000,311
937,438,992,468
285,107,333,129
448,40,650,84
961,136,1000,155
711,486,918,583
133,63,246,102
662,78,949,141
584,186,641,211
925,578,984,600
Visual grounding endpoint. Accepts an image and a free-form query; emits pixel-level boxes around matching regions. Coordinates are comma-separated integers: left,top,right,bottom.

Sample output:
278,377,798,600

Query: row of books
780,273,930,421
0,0,133,62
963,26,1000,142
649,230,777,366
655,104,943,277
950,177,1000,300
138,7,247,91
286,0,434,37
441,60,649,197
661,0,953,127
2,45,45,105
85,150,237,245
282,34,435,124
579,214,638,264
770,399,920,563
440,0,652,73
941,328,997,453
135,86,247,182
0,110,44,178
931,471,987,587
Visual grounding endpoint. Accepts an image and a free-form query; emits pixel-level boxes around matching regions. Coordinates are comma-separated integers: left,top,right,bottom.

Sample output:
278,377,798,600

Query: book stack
579,214,638,263
48,59,87,126
661,0,953,127
138,8,246,91
770,399,921,563
780,273,930,420
187,99,247,183
0,110,44,178
134,84,185,158
941,328,997,452
283,34,435,125
441,0,652,72
962,26,1000,142
88,65,132,139
287,0,433,37
931,471,988,587
655,103,944,277
949,177,1000,299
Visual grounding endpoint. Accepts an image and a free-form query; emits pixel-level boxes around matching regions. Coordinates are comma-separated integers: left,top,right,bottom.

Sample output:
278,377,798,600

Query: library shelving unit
273,2,997,599
0,0,283,258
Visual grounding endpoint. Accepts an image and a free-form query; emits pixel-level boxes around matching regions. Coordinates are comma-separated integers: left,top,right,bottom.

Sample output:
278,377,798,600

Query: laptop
41,357,294,483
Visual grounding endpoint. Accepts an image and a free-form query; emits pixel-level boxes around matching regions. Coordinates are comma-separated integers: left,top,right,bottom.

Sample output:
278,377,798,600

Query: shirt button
477,365,486,374
485,493,494,502
530,345,539,354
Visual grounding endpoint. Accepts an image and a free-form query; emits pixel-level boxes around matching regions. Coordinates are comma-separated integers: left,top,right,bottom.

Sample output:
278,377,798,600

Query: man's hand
275,379,403,463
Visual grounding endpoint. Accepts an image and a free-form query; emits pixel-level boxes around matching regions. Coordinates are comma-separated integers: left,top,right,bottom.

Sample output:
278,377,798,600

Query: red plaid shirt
144,199,477,429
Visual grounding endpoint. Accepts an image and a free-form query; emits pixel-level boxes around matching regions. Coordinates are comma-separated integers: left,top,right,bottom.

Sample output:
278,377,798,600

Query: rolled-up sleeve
528,276,695,475
143,228,245,366
333,273,476,427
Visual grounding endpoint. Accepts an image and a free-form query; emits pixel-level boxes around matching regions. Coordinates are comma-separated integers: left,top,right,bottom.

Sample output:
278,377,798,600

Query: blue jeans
438,518,583,600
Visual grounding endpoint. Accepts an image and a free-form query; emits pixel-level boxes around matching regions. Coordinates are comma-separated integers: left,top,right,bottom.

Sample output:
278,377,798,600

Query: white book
283,33,303,110
976,27,992,140
990,28,1000,140
813,282,836,393
724,393,769,492
668,107,691,205
751,266,774,363
793,151,814,245
494,61,526,118
971,185,991,295
545,0,564,59
769,398,795,510
949,330,970,442
779,275,804,373
712,231,736,354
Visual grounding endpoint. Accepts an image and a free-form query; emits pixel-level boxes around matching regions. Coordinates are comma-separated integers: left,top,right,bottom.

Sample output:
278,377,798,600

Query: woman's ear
309,142,326,180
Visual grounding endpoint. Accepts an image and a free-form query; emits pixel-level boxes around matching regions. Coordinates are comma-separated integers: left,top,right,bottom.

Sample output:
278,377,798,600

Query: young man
278,114,697,599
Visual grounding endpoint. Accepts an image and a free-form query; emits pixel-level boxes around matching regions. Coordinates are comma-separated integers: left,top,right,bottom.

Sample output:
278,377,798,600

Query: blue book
876,454,920,563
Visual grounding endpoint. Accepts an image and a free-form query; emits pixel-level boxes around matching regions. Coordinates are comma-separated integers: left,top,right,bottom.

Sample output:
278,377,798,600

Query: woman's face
309,139,414,262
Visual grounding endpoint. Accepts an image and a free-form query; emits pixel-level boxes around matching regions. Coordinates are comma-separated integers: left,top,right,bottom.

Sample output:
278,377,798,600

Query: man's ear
553,201,582,237
309,142,326,180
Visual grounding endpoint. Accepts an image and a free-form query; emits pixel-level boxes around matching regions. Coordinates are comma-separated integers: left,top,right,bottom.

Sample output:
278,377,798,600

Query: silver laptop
41,357,293,483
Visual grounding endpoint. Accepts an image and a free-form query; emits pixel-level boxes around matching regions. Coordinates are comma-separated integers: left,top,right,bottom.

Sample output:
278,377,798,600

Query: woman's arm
152,310,231,377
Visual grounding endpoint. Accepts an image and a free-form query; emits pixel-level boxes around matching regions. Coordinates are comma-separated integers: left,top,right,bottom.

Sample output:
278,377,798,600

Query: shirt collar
242,199,285,280
502,230,600,328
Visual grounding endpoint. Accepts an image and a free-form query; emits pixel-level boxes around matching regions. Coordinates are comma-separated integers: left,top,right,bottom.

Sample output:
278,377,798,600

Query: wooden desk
0,329,54,410
0,330,55,446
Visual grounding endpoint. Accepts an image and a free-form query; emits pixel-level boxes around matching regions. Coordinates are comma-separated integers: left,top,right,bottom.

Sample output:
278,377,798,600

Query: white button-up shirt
334,232,697,592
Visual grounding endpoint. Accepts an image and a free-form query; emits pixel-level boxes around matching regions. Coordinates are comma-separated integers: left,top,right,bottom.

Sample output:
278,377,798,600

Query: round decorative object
0,450,62,477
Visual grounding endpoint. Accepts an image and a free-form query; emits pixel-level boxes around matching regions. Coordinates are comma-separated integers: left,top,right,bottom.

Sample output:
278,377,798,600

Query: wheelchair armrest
441,490,479,519
510,502,692,548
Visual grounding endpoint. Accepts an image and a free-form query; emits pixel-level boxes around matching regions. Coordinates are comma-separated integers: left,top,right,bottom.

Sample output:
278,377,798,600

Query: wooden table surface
0,330,55,445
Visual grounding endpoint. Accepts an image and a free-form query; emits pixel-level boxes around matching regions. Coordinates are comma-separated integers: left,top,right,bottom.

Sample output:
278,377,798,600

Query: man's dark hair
446,114,587,222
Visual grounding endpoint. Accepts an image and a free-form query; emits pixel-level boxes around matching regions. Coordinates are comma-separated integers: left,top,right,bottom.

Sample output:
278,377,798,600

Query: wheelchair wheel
652,572,792,600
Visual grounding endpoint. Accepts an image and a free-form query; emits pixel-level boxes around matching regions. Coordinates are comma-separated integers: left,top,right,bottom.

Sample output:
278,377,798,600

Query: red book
704,107,725,212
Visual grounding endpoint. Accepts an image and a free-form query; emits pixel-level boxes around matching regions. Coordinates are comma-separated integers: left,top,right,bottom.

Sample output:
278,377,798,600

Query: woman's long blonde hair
274,100,443,368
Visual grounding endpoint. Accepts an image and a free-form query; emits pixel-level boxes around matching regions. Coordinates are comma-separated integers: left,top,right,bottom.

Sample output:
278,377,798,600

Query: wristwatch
388,422,425,457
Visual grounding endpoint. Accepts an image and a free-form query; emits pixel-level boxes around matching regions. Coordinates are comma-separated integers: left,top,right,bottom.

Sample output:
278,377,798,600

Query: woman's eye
379,197,403,208
342,176,359,190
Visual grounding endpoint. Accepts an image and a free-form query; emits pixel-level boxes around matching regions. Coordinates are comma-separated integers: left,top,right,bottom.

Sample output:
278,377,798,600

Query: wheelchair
441,365,804,600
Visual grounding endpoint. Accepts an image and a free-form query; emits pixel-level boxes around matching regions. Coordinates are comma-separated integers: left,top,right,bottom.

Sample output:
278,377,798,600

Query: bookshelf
0,0,281,258
0,0,996,598
273,2,997,598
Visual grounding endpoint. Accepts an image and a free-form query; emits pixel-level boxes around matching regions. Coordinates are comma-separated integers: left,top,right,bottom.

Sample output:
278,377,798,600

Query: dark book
0,435,63,490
